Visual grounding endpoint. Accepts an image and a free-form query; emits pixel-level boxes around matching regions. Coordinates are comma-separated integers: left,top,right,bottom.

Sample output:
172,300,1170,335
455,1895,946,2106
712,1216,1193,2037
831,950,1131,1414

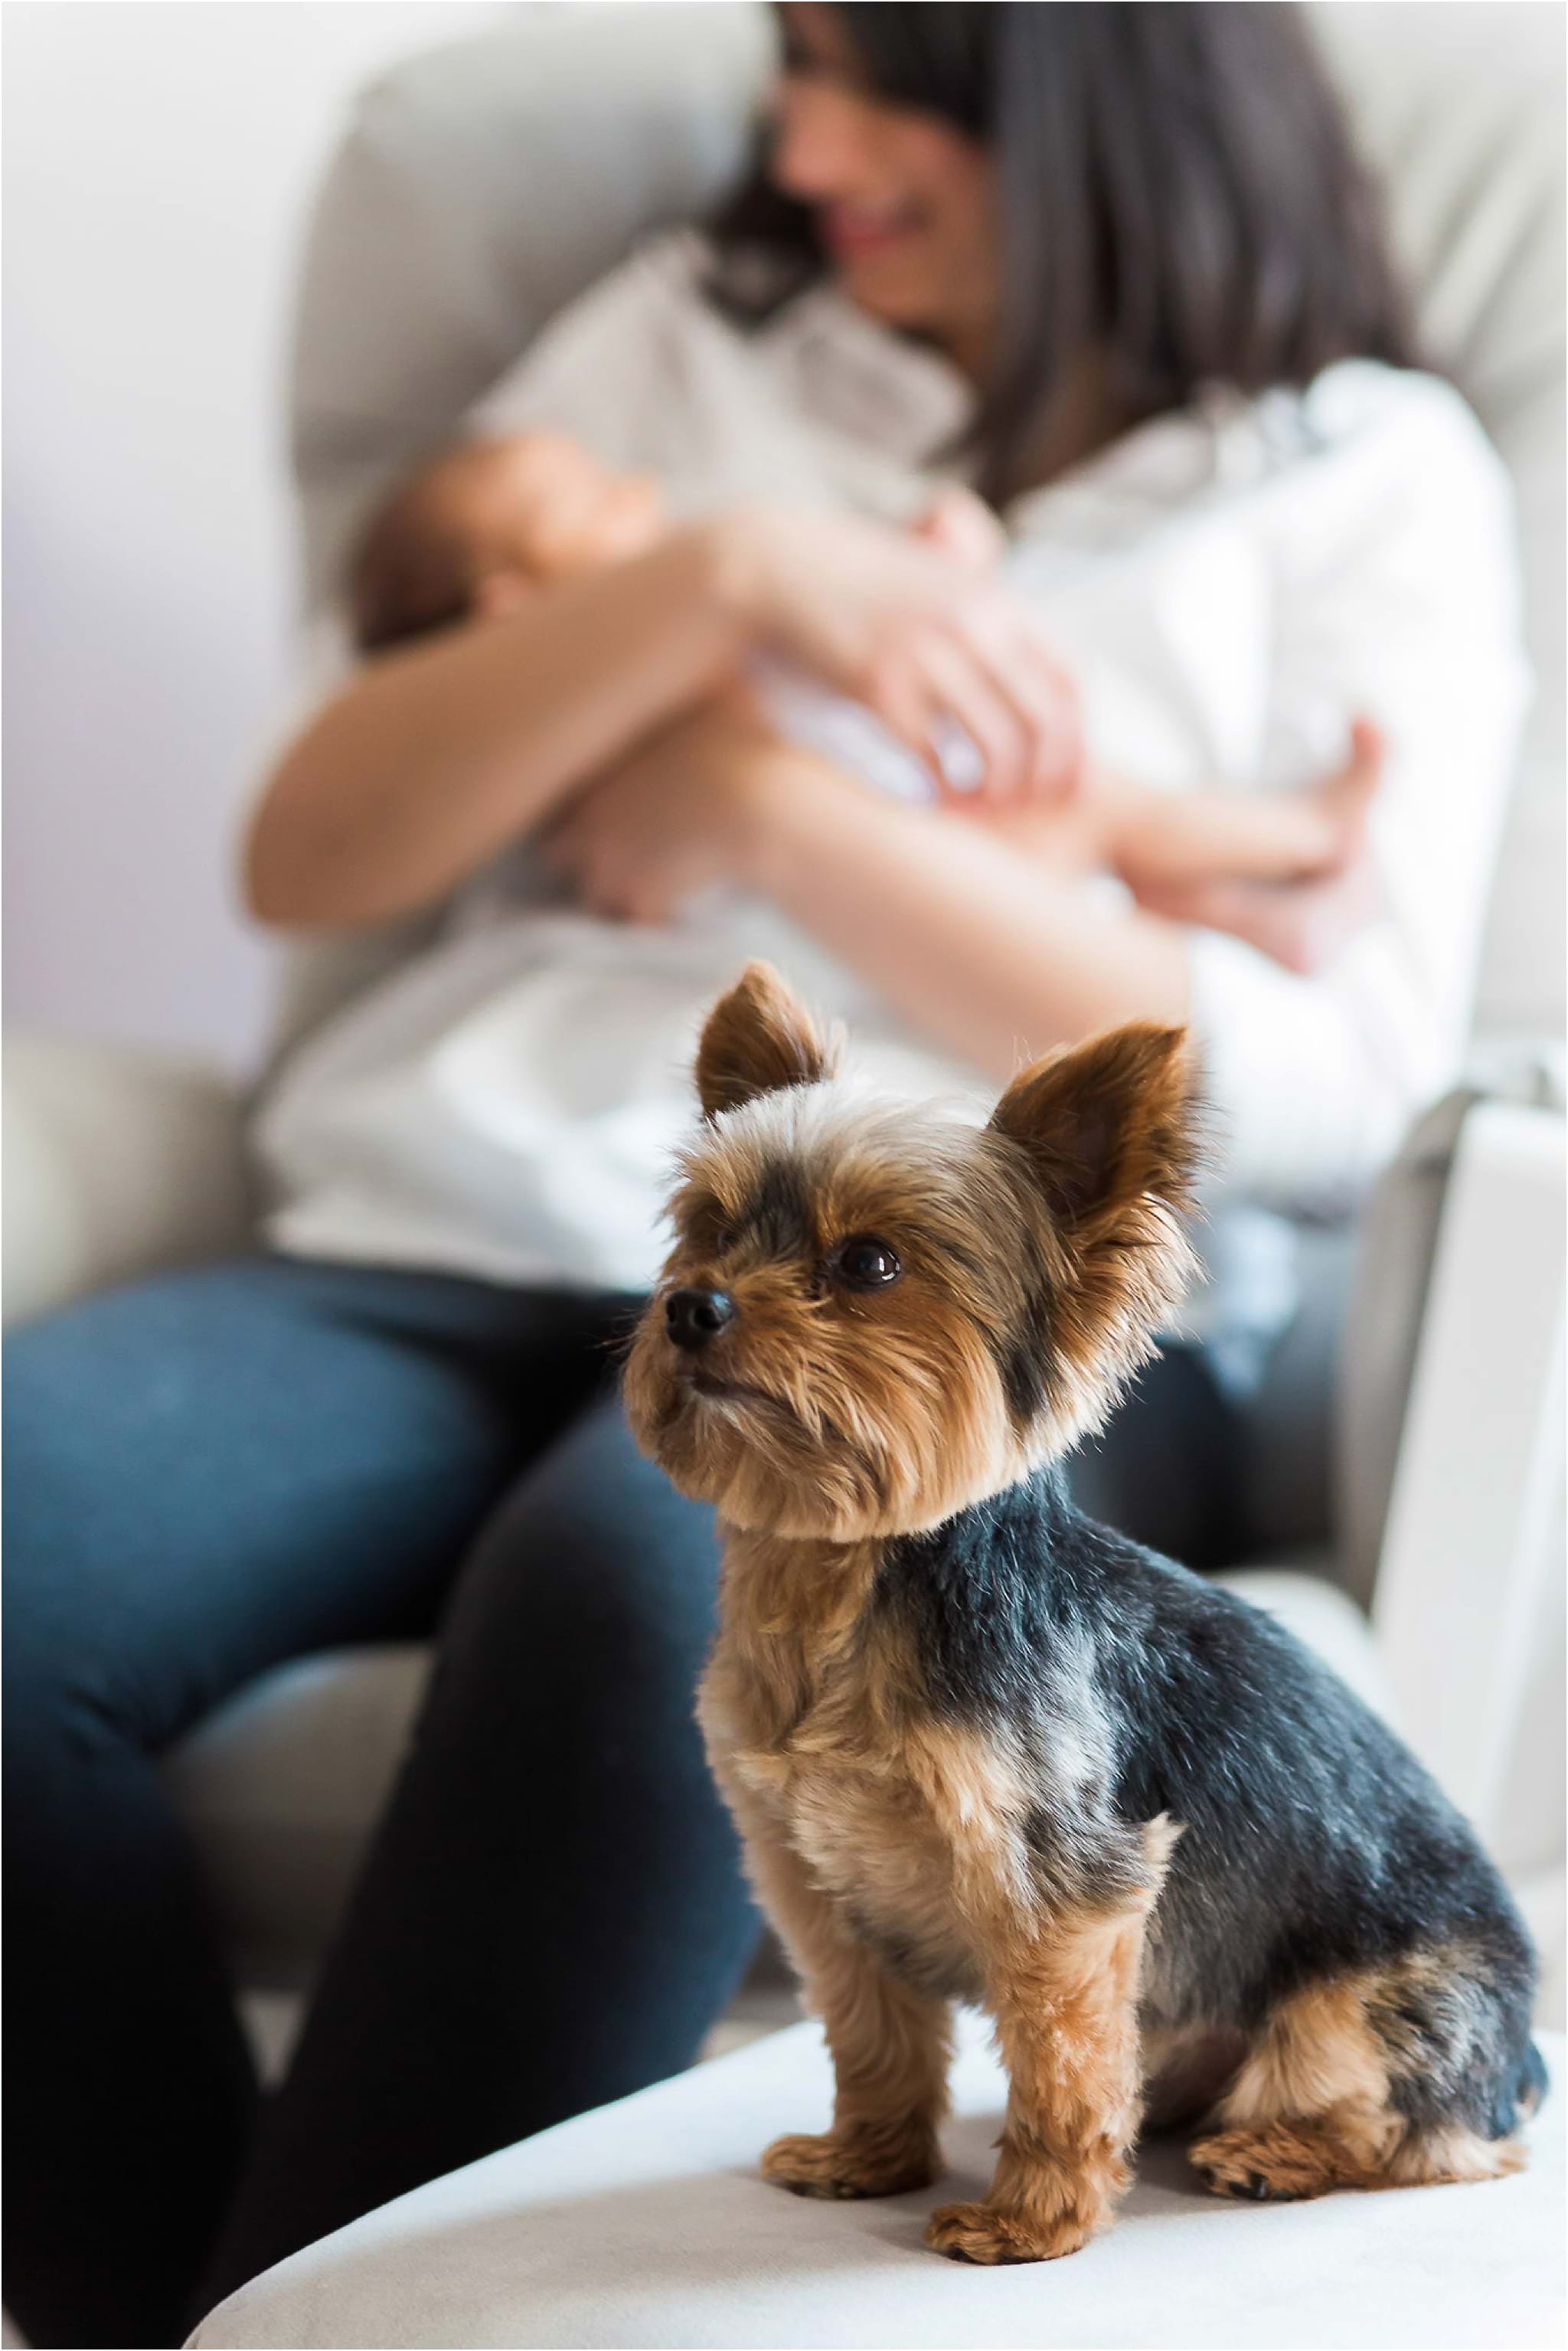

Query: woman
4,7,1526,2343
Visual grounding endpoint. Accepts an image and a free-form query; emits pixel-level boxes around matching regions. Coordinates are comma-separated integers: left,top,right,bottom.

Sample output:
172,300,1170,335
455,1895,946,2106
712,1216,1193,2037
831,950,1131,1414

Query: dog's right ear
694,962,839,1120
988,1022,1201,1235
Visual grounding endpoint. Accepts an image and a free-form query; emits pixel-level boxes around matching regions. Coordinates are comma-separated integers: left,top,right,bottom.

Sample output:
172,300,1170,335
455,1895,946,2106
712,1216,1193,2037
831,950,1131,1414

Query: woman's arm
247,503,1080,934
750,760,1191,1077
544,713,1189,1081
245,526,748,930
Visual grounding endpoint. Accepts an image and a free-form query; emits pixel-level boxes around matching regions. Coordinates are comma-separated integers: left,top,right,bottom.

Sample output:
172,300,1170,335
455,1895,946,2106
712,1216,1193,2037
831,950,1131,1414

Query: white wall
3,0,505,1071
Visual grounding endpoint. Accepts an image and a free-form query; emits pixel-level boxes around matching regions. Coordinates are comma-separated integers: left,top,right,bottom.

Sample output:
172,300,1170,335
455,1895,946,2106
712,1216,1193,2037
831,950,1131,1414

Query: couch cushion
188,2009,1563,2349
162,1646,433,1990
2,1036,252,1329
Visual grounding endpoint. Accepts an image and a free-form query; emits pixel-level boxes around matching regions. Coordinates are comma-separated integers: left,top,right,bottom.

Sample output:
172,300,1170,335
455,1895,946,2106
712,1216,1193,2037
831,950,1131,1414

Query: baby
351,432,1380,973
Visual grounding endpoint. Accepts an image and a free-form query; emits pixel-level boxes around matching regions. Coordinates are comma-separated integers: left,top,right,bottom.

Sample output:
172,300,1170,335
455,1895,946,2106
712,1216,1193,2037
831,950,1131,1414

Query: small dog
625,962,1544,2265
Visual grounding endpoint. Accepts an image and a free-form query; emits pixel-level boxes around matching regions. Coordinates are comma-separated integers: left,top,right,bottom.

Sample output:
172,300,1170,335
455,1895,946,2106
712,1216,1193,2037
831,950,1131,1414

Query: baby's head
352,430,666,652
624,963,1202,1543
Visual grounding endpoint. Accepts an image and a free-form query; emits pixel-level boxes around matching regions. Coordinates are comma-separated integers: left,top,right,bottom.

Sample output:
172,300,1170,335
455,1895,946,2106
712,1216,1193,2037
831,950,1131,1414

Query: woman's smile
816,197,927,260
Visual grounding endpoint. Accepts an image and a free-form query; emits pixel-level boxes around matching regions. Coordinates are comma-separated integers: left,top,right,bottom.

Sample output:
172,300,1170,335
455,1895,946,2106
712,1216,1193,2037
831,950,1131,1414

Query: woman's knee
5,1307,145,1746
2,1257,527,1751
3,1274,257,1751
2,1264,275,1581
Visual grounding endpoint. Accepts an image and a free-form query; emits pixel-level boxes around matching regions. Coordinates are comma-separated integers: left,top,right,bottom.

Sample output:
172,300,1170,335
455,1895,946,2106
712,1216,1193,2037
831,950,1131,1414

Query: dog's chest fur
698,1521,1109,2003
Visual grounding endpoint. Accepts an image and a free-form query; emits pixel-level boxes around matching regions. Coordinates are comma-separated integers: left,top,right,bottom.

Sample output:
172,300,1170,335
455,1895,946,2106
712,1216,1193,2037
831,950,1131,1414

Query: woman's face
769,5,1001,374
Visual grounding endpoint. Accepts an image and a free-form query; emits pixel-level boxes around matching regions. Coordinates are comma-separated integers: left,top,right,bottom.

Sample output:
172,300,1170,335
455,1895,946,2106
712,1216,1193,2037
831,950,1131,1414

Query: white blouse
257,233,1530,1371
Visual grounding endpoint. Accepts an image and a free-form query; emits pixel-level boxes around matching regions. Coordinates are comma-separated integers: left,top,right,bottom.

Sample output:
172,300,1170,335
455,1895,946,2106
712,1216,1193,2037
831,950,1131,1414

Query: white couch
4,5,1564,2340
187,2007,1565,2350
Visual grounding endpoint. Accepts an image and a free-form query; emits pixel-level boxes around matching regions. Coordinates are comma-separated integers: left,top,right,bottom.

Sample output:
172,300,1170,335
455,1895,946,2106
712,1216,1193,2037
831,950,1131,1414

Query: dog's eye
710,1226,735,1256
834,1234,901,1290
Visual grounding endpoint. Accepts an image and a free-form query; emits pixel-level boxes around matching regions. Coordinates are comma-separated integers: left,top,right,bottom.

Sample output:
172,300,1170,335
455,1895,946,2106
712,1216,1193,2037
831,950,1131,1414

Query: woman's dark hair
710,3,1419,503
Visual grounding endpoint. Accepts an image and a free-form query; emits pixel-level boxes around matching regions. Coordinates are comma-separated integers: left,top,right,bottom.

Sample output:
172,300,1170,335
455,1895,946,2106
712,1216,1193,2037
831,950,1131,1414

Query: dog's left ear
695,962,840,1120
988,1022,1201,1233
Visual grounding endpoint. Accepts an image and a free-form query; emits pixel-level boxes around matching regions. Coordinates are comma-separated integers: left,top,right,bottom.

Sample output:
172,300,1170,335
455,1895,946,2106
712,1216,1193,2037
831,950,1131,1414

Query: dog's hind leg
1191,2107,1528,2199
1190,1972,1533,2201
1189,2111,1400,2199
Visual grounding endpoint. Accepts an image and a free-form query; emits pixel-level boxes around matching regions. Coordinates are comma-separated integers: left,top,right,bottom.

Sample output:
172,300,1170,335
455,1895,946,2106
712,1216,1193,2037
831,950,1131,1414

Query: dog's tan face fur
624,963,1201,1541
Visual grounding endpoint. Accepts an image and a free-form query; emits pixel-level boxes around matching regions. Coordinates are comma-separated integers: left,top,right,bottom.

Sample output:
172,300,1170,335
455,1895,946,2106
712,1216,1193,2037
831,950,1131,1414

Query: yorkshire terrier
624,962,1544,2265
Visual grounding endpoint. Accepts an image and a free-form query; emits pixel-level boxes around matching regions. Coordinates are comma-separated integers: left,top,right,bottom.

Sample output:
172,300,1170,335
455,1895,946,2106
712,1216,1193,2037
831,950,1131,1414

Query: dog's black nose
665,1287,735,1351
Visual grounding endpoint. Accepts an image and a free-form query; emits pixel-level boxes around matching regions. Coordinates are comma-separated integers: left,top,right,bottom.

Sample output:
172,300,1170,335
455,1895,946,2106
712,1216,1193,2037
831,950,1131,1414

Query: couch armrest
1336,1042,1566,1608
1368,1095,1565,1838
3,1034,254,1329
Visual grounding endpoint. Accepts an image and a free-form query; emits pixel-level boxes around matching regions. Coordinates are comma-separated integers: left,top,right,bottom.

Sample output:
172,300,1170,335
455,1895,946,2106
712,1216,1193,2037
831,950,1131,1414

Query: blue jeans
4,1254,1251,2346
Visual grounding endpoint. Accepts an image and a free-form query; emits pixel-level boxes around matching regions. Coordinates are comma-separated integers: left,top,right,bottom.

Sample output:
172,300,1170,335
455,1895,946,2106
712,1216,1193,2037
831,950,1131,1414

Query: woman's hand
539,703,808,925
708,505,1080,806
1127,723,1388,975
1130,847,1387,976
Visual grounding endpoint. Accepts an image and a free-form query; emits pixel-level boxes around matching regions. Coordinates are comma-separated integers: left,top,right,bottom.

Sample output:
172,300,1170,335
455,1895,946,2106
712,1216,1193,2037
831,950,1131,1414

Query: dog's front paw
926,2199,1093,2264
762,2129,936,2200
